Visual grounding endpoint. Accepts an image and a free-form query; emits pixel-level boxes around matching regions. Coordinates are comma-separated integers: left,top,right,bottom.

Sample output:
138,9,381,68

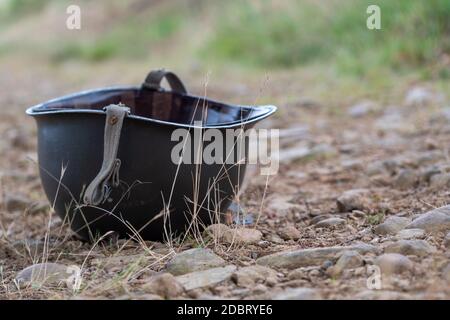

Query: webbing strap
83,104,130,205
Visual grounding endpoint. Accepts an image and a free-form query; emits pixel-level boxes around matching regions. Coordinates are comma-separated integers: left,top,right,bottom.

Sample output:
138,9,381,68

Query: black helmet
27,69,276,241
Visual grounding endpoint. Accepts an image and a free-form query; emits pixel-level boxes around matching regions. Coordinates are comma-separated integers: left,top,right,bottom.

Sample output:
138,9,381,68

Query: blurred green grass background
1,0,449,79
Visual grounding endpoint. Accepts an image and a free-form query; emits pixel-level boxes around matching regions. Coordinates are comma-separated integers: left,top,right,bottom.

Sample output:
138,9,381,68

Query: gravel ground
0,56,449,300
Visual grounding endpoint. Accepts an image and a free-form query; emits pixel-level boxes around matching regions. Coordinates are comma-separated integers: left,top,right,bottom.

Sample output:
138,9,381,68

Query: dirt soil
0,56,450,300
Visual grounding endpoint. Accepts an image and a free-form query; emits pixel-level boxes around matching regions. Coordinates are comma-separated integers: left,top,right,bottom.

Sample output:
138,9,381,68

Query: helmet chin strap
83,103,130,206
